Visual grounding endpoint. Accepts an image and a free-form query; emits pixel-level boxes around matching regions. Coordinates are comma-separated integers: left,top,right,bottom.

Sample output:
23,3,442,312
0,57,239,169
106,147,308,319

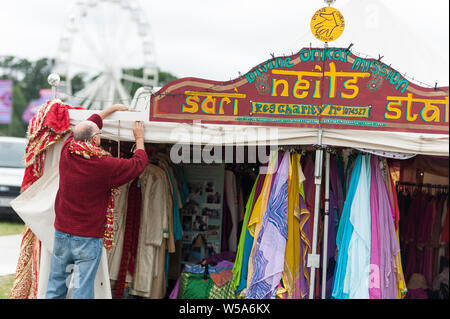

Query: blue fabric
166,168,182,241
46,229,102,299
176,165,189,206
236,228,254,292
345,154,371,298
331,154,362,299
184,263,234,274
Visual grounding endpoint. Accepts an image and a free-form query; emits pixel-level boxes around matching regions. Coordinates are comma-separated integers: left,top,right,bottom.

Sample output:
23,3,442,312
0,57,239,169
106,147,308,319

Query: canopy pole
308,128,324,299
321,150,331,299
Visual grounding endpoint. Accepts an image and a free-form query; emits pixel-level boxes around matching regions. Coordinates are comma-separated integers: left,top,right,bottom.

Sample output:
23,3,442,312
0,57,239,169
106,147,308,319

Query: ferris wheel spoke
82,76,108,110
121,73,154,86
107,77,116,104
114,78,131,105
73,74,107,109
78,19,106,65
56,0,155,110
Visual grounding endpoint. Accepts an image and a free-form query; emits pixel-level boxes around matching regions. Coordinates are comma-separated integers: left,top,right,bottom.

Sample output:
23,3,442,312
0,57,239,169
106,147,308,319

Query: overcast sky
0,0,448,87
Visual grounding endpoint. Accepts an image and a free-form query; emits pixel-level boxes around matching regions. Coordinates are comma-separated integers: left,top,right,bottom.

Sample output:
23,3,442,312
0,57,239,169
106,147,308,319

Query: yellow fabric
395,229,408,298
297,158,311,297
282,152,301,299
246,150,278,291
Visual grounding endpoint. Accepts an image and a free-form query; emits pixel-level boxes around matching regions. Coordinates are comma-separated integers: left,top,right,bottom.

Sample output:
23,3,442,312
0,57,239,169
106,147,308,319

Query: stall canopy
69,48,449,156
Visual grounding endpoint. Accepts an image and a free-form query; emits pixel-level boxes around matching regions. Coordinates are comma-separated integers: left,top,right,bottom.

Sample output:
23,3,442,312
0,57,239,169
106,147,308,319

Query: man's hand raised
133,121,145,151
98,104,129,120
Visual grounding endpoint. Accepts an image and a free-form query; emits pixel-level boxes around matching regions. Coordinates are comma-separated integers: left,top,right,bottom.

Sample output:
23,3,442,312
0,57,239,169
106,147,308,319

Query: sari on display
247,152,289,299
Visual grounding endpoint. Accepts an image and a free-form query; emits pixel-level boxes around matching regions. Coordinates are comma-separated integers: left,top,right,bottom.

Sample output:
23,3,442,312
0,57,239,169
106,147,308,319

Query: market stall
10,45,448,300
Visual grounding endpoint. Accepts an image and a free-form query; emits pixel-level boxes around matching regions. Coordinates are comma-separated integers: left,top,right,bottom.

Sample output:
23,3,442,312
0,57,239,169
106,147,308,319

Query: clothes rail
396,181,449,189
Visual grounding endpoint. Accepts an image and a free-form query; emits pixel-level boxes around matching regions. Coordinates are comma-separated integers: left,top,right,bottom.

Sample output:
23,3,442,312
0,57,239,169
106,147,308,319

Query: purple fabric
369,156,381,299
246,152,289,299
221,185,232,252
330,155,345,218
325,154,345,298
325,188,337,298
405,288,428,299
169,277,181,299
374,156,400,299
206,251,236,264
422,200,436,285
299,194,311,299
302,155,316,235
405,192,427,282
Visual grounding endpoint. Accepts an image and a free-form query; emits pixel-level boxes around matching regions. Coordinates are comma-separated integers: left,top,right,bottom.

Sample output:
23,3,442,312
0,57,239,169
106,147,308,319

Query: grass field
0,221,24,237
0,219,23,299
0,274,14,299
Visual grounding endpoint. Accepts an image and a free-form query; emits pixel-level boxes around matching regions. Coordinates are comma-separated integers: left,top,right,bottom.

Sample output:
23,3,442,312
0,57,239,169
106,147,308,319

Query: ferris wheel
53,0,158,110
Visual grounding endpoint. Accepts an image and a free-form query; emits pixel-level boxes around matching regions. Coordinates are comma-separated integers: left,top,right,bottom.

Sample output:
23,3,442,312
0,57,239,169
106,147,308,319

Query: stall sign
150,48,449,134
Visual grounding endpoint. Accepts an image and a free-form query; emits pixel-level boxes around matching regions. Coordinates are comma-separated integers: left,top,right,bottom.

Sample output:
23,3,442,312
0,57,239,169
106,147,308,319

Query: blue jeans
46,229,102,299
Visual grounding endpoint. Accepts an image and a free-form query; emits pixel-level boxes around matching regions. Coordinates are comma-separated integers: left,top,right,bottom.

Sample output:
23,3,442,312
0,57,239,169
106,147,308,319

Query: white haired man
46,104,149,299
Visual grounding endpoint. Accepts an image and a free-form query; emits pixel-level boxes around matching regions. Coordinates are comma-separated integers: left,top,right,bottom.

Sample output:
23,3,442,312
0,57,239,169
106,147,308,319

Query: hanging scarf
68,139,119,250
114,178,141,298
10,99,82,299
247,151,289,299
282,153,303,299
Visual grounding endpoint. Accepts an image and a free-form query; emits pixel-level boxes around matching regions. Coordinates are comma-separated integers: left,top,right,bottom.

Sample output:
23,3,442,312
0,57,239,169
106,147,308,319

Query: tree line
0,55,177,137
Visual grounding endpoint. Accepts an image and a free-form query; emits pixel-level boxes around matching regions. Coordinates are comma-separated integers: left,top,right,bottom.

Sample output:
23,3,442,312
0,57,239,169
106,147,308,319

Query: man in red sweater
46,104,149,299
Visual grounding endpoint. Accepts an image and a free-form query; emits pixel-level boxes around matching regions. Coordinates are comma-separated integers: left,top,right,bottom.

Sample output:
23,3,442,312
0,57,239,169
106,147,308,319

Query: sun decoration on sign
255,74,270,95
310,6,345,42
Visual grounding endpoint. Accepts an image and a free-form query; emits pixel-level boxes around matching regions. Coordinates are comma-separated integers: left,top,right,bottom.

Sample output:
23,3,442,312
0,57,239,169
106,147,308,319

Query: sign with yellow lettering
150,48,449,134
310,7,345,42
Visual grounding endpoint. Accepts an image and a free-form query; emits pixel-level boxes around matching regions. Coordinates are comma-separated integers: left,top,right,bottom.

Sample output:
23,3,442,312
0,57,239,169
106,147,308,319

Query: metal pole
308,128,323,299
321,150,331,299
48,73,60,99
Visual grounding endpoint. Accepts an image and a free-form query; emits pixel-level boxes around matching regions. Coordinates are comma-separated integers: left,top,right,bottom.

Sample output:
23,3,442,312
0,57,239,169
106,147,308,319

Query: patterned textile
10,99,81,299
178,272,236,299
246,151,281,291
209,279,236,299
178,272,214,299
210,270,233,287
247,152,289,299
68,139,120,250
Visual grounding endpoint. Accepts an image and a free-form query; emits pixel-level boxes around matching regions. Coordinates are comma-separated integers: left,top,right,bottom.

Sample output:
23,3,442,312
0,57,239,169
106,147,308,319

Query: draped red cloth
114,178,142,298
10,100,83,299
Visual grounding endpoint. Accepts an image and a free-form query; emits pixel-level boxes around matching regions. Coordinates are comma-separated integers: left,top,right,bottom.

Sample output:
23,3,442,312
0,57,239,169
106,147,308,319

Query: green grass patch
0,274,15,299
0,221,25,236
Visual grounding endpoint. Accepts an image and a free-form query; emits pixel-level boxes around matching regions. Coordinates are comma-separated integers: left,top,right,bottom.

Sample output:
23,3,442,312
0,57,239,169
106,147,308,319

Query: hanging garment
113,178,142,298
246,150,280,292
374,157,400,299
247,151,289,299
225,170,239,252
282,153,302,299
235,171,266,293
282,153,311,299
130,164,172,298
385,164,407,298
332,154,362,299
344,154,371,299
107,182,133,283
231,175,260,290
298,193,312,299
325,155,343,298
369,157,382,299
